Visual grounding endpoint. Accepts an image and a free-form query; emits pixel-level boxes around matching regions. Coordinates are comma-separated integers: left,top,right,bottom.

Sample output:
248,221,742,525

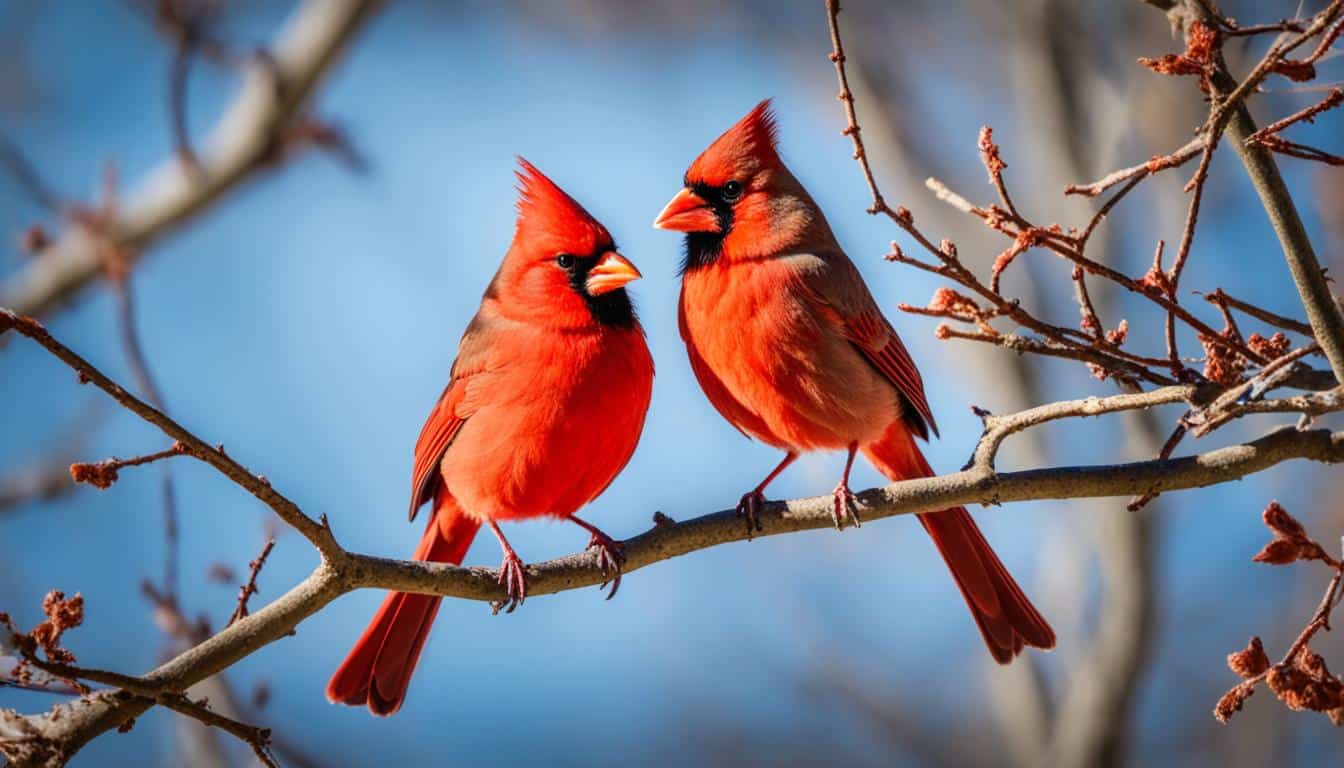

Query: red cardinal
653,101,1054,663
327,159,653,714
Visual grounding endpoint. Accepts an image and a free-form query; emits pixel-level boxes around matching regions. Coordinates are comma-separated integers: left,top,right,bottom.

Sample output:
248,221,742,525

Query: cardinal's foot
496,551,528,613
737,490,767,540
832,481,861,530
586,531,626,600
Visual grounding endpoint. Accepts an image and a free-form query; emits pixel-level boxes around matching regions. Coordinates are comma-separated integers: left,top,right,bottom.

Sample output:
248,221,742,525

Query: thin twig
228,539,277,627
1202,288,1315,336
1127,423,1190,511
925,175,1267,366
1245,87,1344,146
68,443,187,490
824,0,897,219
1064,138,1203,198
157,693,278,768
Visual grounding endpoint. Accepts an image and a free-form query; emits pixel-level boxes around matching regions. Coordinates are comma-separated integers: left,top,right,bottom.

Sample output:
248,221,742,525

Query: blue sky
2,2,1341,765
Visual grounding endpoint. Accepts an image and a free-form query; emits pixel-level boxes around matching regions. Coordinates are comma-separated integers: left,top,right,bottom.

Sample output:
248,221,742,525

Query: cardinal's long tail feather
863,423,1055,663
326,492,480,715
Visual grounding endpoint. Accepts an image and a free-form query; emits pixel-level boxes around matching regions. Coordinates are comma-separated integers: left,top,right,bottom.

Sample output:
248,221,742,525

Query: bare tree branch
6,300,1344,761
1147,0,1344,384
227,538,276,627
0,0,383,318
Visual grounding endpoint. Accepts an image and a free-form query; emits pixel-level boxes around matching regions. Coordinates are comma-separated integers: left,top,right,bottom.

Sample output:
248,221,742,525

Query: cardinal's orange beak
653,188,720,233
585,251,642,296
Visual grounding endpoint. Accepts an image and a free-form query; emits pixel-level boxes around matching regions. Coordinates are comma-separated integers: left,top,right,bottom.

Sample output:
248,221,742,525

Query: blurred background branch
0,0,381,319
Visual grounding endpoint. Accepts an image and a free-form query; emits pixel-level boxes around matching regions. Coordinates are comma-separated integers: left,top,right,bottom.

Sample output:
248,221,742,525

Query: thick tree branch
347,423,1344,601
11,417,1344,764
0,0,383,319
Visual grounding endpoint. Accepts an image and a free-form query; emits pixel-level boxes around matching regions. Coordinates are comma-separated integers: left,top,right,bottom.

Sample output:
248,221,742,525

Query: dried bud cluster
69,460,120,489
68,443,189,490
1218,502,1344,725
32,590,84,664
1138,263,1174,298
1252,501,1331,566
1266,651,1344,714
1215,684,1256,723
4,590,86,675
1218,627,1344,725
1139,21,1219,91
1200,331,1248,385
1247,331,1291,359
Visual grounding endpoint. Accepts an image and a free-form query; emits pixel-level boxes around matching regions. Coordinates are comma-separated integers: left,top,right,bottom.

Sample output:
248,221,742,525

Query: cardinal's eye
722,181,743,202
556,254,575,269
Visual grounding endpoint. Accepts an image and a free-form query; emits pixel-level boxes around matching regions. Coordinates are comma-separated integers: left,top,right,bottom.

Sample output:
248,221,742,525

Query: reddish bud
69,461,118,489
1228,637,1271,678
1248,332,1291,360
1268,656,1344,712
1253,538,1306,565
1139,266,1173,298
978,126,1007,180
1215,683,1255,723
1263,501,1307,540
1139,53,1205,77
927,287,980,319
1106,319,1130,346
1266,665,1310,709
1138,22,1218,92
1272,59,1316,82
29,590,84,664
41,591,83,632
1200,332,1247,386
1146,153,1181,173
1185,22,1218,63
